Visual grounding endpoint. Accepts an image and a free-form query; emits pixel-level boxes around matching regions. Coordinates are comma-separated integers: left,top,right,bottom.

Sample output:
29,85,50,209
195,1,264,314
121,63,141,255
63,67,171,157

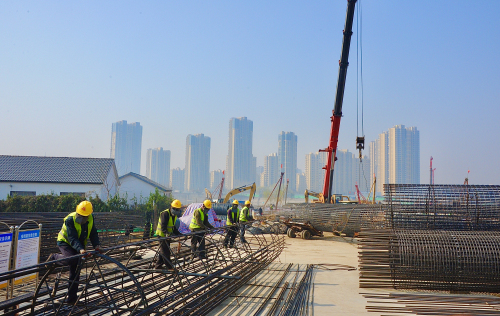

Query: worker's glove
80,249,92,258
95,245,104,254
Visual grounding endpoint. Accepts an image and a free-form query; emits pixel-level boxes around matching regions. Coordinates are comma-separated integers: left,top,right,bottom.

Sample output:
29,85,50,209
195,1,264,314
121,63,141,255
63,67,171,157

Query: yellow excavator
305,189,356,204
222,183,256,204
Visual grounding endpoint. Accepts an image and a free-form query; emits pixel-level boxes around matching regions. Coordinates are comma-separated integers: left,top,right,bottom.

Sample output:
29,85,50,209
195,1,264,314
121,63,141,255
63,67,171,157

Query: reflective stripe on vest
226,207,239,225
57,212,94,248
239,206,249,222
189,208,205,230
156,209,177,237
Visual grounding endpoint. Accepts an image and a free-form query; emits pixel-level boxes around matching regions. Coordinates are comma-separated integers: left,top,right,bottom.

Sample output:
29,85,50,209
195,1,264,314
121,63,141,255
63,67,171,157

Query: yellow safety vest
239,206,249,222
57,212,94,248
226,207,239,225
156,209,177,237
189,208,205,230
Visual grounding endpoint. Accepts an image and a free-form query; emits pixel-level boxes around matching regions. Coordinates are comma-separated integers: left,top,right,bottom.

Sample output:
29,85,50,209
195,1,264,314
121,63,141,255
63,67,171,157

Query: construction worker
223,200,239,248
155,199,182,270
239,200,253,243
189,200,214,259
49,201,102,305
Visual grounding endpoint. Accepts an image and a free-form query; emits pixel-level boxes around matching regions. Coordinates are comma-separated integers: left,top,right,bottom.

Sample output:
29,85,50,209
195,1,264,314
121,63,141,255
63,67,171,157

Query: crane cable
356,1,369,191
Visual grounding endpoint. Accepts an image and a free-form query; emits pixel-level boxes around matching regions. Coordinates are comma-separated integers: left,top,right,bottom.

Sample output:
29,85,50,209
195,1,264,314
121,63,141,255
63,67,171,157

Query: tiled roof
119,172,171,192
0,155,116,184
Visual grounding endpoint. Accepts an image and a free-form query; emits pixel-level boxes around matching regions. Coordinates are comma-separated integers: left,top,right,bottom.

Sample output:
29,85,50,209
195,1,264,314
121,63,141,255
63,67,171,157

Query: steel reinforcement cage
384,184,500,230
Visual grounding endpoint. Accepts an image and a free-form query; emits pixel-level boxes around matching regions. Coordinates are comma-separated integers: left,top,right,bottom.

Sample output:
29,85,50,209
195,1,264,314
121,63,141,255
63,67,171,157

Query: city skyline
2,1,499,185
110,120,142,176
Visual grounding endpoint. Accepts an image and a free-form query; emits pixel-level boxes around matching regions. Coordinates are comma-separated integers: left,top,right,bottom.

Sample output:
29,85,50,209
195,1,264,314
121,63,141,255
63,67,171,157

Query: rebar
385,184,500,230
358,229,500,292
275,204,387,236
0,225,285,315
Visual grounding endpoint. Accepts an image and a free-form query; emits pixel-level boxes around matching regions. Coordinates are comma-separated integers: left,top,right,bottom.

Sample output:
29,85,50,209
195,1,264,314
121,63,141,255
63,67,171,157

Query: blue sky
1,1,499,185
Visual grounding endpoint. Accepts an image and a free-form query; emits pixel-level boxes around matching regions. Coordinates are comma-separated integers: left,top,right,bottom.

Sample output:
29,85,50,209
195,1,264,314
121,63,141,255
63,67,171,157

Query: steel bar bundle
385,184,500,230
275,204,387,236
363,292,500,315
359,229,500,292
0,225,285,315
0,212,145,261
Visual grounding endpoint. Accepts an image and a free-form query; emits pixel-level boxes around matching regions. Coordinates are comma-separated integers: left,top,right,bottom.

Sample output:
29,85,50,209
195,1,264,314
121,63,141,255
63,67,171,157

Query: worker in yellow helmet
49,201,102,305
154,199,182,270
239,200,253,243
223,200,240,248
189,200,214,259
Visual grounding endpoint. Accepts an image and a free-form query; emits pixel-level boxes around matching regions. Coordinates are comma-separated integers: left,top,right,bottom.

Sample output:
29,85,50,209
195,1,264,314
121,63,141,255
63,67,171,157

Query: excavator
304,189,356,204
222,183,256,204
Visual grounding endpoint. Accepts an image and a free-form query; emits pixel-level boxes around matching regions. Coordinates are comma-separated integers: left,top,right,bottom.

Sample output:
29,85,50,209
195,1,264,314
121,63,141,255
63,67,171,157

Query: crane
319,0,357,203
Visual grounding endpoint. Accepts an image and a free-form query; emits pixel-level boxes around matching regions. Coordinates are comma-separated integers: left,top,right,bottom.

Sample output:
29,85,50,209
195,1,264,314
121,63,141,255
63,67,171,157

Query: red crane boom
320,0,357,203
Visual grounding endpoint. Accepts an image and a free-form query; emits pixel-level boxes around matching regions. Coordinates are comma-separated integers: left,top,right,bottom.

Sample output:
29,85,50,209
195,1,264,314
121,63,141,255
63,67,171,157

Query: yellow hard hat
232,200,239,205
203,200,212,209
245,200,251,205
171,199,182,208
76,201,93,216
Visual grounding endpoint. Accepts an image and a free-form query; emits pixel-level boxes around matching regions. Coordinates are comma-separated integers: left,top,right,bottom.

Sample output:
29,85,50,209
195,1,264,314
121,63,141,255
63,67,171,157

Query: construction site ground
210,232,371,316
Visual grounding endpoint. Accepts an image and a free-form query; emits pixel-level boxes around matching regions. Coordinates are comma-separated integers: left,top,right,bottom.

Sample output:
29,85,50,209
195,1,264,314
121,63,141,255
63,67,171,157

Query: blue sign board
18,230,40,240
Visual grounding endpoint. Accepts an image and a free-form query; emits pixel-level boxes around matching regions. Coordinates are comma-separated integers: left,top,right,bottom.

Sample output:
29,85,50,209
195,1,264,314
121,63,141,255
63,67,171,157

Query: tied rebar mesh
275,203,387,236
0,226,285,315
359,229,500,292
384,184,500,230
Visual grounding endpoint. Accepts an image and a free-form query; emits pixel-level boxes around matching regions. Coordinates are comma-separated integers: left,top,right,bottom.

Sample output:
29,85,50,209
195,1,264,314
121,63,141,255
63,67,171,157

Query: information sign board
0,232,13,289
14,229,40,284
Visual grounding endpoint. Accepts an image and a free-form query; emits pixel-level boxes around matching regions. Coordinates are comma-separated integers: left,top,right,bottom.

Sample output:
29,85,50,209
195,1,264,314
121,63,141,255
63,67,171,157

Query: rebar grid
358,229,500,292
0,212,145,261
385,184,500,230
0,226,285,315
275,204,387,236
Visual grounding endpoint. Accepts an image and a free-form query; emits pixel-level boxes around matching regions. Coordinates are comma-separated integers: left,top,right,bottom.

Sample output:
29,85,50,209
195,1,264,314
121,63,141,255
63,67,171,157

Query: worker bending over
155,199,182,270
239,200,253,243
50,201,102,305
189,200,214,259
223,200,239,248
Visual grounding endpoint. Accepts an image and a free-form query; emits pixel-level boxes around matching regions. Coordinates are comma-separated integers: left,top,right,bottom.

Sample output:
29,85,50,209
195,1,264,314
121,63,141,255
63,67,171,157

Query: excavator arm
304,189,325,204
223,183,256,204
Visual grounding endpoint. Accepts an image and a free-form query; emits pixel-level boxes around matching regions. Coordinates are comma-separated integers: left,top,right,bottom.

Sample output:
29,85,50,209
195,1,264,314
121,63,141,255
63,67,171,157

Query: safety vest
156,209,177,237
226,207,239,225
189,208,205,230
239,206,249,222
57,212,94,248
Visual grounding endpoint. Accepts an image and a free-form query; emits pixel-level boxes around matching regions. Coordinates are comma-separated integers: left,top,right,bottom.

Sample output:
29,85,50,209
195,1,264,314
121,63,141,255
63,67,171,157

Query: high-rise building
170,168,185,192
210,169,224,191
406,126,420,184
110,120,142,176
376,132,390,194
369,141,377,193
226,117,255,189
331,149,354,195
353,155,371,193
278,132,298,193
296,173,307,193
185,134,211,193
146,147,171,187
263,153,279,187
256,166,264,187
372,125,420,194
305,152,327,192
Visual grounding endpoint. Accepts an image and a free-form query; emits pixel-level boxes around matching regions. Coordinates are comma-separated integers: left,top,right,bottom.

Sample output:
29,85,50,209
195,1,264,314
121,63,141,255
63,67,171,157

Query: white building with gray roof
0,155,120,200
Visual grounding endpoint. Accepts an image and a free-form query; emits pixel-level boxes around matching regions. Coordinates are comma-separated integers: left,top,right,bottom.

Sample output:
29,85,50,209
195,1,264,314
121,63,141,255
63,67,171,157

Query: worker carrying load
223,200,240,248
189,200,215,259
47,201,103,305
155,199,182,270
239,200,253,243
